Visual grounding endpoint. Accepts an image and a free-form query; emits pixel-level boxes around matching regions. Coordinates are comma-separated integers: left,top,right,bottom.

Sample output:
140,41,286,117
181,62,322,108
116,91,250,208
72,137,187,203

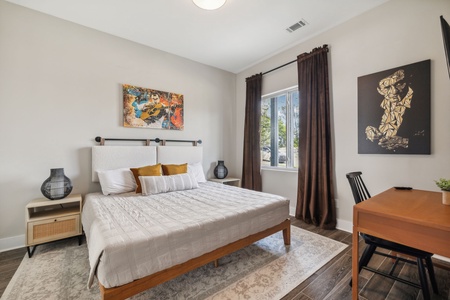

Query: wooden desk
352,188,450,299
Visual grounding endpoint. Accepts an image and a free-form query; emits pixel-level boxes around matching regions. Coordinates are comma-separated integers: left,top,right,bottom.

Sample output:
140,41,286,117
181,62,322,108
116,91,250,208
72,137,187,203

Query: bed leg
283,225,291,245
214,259,219,268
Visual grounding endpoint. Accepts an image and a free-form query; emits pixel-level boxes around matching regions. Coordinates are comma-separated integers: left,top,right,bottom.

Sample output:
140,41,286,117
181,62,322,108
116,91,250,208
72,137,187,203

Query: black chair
346,171,438,300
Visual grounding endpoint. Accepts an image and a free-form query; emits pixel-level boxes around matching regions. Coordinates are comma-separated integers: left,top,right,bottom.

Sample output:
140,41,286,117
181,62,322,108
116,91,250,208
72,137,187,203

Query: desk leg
352,226,359,299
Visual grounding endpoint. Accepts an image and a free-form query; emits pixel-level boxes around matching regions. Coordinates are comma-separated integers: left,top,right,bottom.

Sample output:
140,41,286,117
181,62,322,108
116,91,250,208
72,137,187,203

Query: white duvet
81,181,290,288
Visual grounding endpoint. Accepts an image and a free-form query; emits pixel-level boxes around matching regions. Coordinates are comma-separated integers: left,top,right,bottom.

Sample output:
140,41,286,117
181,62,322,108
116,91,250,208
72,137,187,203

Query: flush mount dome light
193,0,226,10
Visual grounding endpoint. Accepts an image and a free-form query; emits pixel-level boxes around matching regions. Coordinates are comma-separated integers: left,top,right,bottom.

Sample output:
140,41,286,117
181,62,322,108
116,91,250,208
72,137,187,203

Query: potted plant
435,178,450,205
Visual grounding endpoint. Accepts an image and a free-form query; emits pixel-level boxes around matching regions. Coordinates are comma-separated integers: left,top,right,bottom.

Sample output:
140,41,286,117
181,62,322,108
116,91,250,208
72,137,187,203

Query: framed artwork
123,84,184,130
358,60,430,154
441,15,450,79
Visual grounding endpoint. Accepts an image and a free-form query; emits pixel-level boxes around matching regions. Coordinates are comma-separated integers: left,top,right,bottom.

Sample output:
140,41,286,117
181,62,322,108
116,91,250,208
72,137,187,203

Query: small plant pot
443,191,450,205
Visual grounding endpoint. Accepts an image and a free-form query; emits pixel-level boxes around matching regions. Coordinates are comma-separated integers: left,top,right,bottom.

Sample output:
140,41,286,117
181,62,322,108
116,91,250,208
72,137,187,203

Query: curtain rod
261,45,328,75
262,59,297,75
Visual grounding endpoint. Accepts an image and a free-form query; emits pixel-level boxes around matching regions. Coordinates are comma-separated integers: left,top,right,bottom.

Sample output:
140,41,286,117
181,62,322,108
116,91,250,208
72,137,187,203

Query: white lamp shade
193,0,226,10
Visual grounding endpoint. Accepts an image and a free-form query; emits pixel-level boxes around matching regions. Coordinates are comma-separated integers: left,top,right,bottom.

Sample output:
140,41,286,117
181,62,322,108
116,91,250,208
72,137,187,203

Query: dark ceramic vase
213,160,228,179
41,168,73,200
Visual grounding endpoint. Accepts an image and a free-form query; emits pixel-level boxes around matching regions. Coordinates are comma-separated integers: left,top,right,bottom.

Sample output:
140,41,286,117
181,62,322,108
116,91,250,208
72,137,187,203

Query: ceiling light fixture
192,0,226,10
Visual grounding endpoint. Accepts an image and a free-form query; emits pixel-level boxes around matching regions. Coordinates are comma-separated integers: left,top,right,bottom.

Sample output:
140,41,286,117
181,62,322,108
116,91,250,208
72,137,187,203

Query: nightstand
209,177,241,187
25,193,83,257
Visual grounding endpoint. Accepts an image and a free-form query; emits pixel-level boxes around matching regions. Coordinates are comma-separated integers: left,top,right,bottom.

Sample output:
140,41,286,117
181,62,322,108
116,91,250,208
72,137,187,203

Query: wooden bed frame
90,140,291,299
99,218,291,300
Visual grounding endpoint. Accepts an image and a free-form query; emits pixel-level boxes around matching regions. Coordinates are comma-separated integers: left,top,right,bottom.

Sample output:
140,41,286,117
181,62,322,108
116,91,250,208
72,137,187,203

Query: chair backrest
346,171,371,204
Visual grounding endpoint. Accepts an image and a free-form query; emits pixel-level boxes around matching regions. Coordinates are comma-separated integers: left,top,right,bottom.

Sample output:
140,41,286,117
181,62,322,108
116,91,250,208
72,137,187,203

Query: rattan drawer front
27,215,81,245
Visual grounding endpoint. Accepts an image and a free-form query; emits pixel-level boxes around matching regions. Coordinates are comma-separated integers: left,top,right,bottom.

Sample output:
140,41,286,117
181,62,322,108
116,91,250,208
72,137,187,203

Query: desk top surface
354,188,450,231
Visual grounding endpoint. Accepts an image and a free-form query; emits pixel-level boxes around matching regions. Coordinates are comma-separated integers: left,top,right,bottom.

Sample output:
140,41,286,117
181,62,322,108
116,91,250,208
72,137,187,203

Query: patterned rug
2,226,347,300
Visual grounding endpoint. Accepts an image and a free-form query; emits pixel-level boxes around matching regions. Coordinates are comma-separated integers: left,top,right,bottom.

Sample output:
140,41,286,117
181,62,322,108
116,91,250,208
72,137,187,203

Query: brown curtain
295,45,336,229
241,73,262,191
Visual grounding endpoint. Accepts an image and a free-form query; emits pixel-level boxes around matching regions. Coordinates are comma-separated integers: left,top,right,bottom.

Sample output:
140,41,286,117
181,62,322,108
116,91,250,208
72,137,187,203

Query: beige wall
235,0,450,230
0,1,235,250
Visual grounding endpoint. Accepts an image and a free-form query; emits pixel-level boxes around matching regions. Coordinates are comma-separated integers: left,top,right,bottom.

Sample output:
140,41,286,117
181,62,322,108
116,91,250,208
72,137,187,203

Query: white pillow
97,168,137,195
188,162,206,183
139,173,199,195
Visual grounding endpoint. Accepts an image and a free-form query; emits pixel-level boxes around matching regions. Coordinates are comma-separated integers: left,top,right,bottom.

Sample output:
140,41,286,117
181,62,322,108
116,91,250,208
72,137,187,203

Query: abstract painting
358,60,430,154
123,84,184,130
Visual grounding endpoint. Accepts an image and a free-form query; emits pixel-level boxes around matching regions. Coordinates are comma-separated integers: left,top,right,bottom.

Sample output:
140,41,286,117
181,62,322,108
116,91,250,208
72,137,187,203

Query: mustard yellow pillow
162,163,188,175
130,164,162,193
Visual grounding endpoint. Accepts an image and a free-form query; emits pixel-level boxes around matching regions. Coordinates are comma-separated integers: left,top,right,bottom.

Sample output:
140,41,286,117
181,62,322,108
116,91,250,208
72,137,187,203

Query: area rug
2,226,347,300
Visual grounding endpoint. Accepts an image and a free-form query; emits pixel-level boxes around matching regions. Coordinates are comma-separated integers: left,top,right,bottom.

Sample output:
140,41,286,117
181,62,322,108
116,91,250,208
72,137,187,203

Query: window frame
260,85,299,171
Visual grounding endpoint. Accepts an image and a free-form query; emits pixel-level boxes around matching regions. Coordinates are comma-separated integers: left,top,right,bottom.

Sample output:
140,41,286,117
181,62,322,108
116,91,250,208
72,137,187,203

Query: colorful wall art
123,84,184,130
358,60,430,154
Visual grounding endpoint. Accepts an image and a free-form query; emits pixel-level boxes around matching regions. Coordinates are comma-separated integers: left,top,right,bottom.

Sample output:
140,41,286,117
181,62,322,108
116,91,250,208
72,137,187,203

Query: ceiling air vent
286,19,308,33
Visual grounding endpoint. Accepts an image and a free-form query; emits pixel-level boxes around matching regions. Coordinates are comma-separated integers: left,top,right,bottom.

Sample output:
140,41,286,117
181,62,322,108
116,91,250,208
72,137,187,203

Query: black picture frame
358,60,431,154
440,15,450,79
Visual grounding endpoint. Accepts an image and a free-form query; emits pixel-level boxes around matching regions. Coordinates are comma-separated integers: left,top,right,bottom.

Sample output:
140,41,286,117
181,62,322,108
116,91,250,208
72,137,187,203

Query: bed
82,143,291,300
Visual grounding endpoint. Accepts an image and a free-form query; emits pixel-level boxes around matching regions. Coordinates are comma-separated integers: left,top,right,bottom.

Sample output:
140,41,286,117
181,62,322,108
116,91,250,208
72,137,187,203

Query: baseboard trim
434,254,450,263
289,205,296,216
0,234,25,253
336,218,352,233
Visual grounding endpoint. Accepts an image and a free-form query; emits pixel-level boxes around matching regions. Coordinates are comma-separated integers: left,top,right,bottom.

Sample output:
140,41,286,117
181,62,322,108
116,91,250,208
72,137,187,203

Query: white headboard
92,146,157,182
92,145,203,182
157,146,203,164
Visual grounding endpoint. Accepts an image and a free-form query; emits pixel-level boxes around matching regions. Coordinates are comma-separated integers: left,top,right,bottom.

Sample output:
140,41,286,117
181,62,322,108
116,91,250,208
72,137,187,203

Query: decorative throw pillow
97,168,137,195
139,173,199,195
161,163,188,175
188,162,206,183
130,163,162,193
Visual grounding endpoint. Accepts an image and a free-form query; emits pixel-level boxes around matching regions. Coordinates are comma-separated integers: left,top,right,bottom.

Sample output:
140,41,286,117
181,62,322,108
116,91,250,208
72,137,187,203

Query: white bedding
81,181,289,289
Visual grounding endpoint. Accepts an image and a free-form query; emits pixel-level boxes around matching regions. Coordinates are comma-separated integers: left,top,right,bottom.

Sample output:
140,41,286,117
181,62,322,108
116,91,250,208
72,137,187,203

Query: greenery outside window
261,86,299,169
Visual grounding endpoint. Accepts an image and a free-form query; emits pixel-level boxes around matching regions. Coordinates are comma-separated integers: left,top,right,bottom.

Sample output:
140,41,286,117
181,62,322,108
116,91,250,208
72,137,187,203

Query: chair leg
349,244,377,287
425,256,439,294
417,258,430,300
359,244,377,271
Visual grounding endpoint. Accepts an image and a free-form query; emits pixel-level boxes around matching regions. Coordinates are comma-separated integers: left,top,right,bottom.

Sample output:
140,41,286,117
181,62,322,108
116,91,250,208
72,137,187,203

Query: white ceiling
6,0,389,73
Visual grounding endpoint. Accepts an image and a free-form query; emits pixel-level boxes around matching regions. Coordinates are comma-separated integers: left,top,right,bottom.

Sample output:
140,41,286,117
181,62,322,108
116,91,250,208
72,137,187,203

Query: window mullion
270,97,278,167
286,93,293,168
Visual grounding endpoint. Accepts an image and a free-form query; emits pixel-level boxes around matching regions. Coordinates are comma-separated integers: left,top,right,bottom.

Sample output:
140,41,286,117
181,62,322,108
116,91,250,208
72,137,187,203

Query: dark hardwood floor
1,219,449,299
0,246,26,297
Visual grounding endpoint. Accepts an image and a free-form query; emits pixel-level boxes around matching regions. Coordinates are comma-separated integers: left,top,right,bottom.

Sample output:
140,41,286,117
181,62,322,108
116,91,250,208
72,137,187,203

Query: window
260,87,299,169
